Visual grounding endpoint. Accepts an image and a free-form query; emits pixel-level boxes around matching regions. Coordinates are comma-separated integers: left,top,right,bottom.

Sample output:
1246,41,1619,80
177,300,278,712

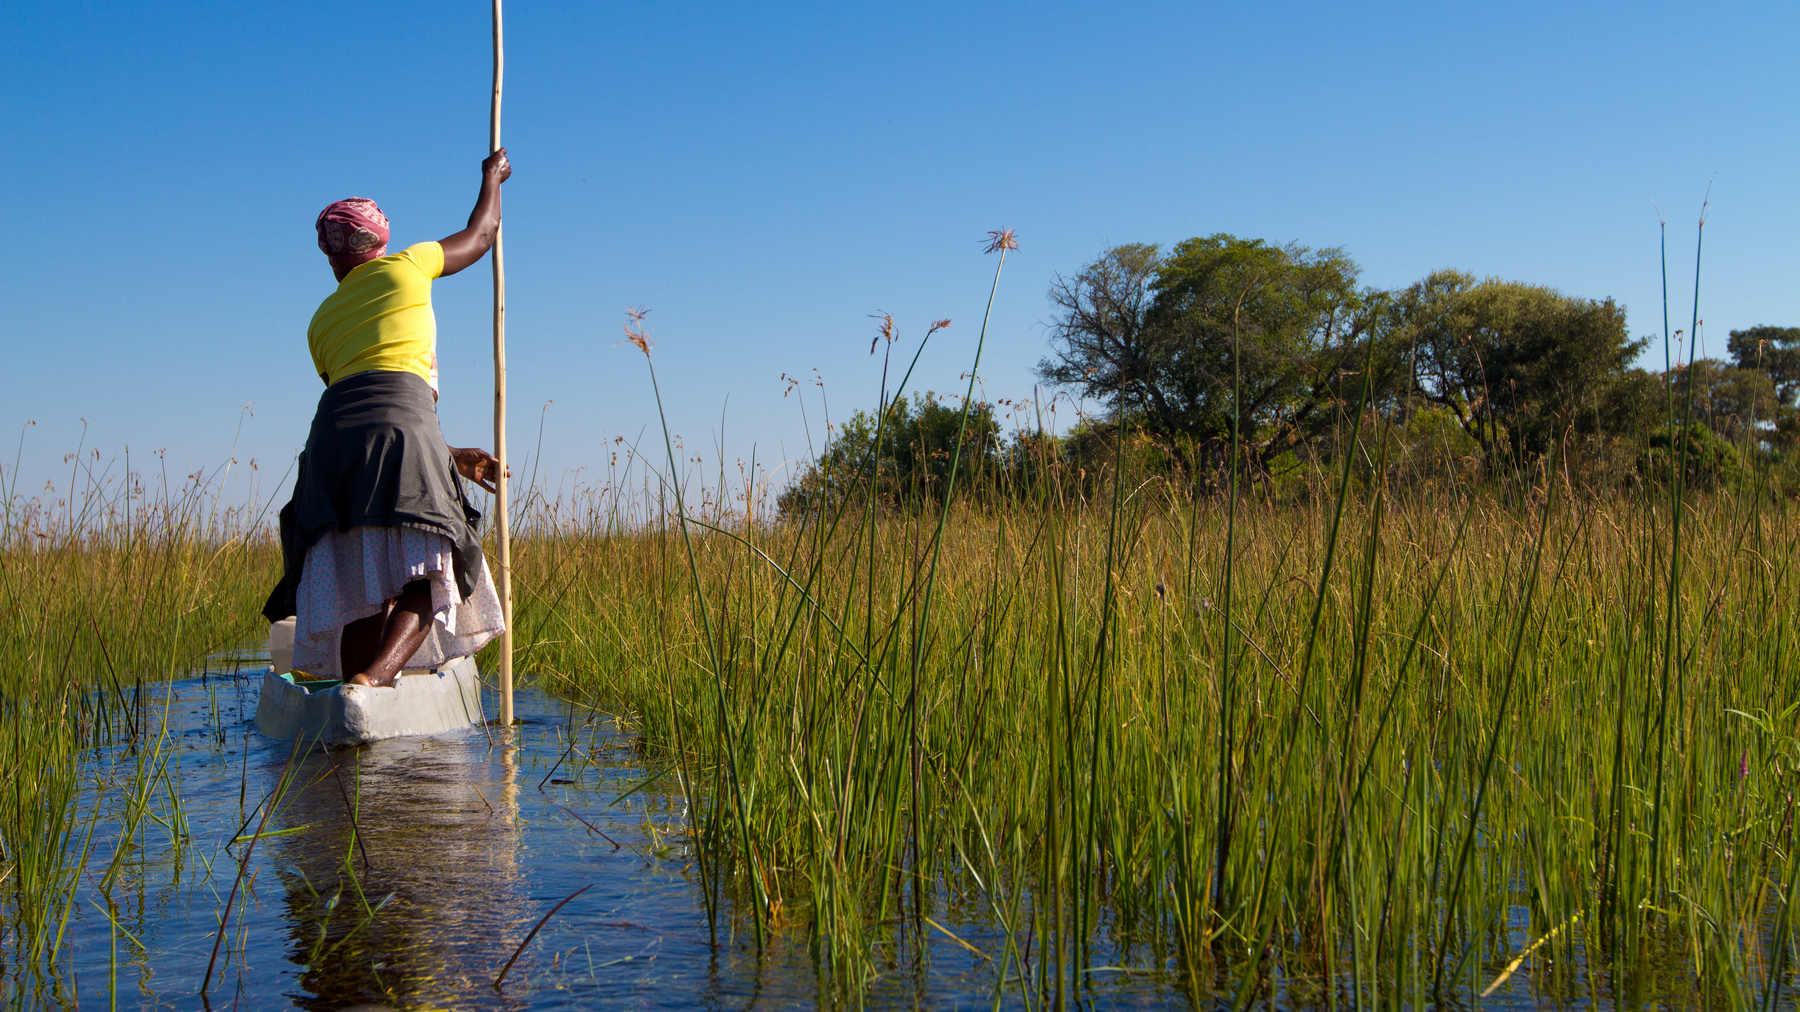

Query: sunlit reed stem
625,310,768,945
1650,194,1707,903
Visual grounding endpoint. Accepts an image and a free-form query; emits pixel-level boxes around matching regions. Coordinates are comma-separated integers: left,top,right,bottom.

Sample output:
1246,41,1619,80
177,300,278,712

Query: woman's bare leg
340,606,388,680
346,581,433,687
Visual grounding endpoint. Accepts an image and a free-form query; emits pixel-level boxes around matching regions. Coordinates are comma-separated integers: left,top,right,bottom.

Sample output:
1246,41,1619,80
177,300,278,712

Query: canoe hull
253,656,485,747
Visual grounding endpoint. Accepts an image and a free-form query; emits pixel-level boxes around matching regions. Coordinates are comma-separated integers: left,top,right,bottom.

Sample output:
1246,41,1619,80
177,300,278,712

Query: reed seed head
621,306,654,357
984,229,1019,254
870,313,896,354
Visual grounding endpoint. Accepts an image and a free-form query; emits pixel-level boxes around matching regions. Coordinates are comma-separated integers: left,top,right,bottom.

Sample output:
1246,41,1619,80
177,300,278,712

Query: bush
1637,422,1748,491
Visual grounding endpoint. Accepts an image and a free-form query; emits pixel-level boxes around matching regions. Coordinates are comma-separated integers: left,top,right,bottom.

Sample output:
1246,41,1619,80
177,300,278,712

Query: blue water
34,672,815,1010
34,666,1189,1010
28,658,1776,1011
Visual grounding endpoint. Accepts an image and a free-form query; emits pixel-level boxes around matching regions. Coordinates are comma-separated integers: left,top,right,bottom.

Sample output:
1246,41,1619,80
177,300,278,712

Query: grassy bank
510,478,1800,1006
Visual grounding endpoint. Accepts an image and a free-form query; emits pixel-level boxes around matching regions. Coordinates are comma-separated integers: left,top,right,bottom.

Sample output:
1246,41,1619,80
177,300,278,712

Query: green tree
1037,235,1375,477
1674,358,1780,444
1637,422,1748,491
1593,368,1665,435
775,393,1002,517
1391,269,1644,466
1727,325,1800,406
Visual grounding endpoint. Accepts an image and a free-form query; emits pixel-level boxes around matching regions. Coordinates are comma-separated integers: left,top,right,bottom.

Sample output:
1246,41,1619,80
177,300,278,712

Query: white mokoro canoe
254,620,486,747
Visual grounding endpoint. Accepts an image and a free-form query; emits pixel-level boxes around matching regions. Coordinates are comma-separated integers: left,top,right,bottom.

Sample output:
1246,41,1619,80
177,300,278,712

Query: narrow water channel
48,669,821,1010
41,657,1651,1010
43,662,1191,1010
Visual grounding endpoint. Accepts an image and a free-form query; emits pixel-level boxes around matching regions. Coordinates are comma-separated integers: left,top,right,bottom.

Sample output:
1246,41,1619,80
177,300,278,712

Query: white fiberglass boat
254,618,485,748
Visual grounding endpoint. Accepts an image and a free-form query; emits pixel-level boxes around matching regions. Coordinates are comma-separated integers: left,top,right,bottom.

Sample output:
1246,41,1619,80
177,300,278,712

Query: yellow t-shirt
307,241,445,393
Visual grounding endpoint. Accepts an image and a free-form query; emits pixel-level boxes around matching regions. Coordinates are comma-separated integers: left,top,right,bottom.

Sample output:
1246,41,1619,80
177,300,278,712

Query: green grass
508,464,1800,1007
494,214,1789,1009
7,424,1799,1008
5,211,1795,1007
0,449,273,1001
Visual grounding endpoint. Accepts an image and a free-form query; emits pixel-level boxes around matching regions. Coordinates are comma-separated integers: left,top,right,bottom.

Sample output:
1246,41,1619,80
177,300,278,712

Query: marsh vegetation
511,456,1800,1008
7,219,1800,1009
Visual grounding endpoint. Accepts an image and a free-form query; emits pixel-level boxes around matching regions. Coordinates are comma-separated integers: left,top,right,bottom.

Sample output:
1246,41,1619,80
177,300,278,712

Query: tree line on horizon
779,234,1799,515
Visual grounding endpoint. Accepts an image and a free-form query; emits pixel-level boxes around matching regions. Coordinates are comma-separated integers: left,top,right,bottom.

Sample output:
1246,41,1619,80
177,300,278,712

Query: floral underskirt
290,525,505,679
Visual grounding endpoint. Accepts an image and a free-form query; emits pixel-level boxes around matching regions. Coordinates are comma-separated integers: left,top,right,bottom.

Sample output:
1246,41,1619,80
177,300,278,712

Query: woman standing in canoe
263,150,512,688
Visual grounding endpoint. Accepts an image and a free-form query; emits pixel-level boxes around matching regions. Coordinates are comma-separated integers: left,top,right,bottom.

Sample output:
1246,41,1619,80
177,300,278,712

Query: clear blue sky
3,1,1795,505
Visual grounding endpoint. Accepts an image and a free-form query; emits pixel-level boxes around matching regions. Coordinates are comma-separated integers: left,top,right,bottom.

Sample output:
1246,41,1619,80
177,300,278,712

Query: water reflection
49,677,1185,1010
267,735,531,1010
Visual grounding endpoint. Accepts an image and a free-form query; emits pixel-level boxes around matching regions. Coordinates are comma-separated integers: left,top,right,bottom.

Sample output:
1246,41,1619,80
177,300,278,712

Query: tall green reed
499,210,1798,1009
514,469,1800,1006
0,441,273,998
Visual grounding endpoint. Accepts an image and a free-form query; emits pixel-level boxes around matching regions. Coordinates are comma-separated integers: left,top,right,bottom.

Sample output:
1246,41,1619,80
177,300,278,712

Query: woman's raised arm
439,149,511,277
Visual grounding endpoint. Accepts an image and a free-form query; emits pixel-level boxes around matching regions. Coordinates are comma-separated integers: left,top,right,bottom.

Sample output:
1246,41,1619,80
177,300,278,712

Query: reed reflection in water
267,732,531,1010
58,681,846,1010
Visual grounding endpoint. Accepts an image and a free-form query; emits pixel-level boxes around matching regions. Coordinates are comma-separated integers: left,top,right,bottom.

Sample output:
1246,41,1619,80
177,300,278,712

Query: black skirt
263,370,484,623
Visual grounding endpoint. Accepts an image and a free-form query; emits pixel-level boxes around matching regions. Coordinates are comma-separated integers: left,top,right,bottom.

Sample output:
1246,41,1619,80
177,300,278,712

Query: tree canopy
1727,326,1800,406
776,393,1002,516
1039,236,1653,475
1038,235,1373,475
786,236,1800,512
1390,269,1645,463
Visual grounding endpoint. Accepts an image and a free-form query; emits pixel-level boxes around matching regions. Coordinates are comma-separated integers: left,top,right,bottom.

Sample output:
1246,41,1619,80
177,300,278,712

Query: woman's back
307,241,444,393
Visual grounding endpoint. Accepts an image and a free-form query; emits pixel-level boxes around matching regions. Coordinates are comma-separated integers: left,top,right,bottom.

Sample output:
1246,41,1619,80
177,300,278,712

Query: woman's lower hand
449,447,506,494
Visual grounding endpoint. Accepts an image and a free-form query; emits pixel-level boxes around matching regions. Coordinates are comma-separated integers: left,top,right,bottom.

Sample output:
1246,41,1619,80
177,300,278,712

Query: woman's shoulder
338,243,445,284
391,242,445,281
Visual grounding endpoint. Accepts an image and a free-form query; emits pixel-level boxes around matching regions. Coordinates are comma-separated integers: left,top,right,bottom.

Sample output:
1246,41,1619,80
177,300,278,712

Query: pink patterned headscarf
315,198,390,270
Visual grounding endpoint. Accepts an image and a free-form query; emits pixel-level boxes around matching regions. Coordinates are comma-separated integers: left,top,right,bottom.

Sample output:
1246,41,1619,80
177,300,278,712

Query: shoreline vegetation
8,221,1800,1007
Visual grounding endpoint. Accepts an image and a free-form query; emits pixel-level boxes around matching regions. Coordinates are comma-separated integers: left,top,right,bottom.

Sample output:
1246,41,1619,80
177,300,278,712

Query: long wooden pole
491,0,514,727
